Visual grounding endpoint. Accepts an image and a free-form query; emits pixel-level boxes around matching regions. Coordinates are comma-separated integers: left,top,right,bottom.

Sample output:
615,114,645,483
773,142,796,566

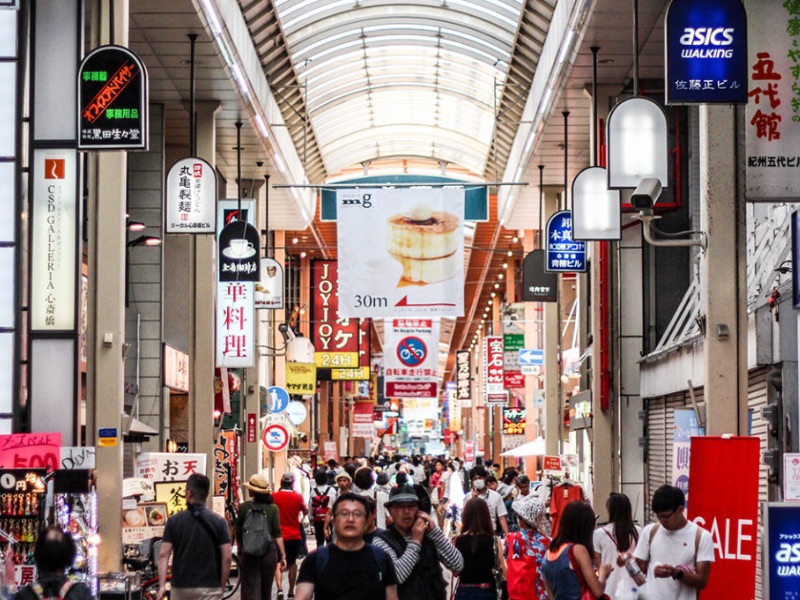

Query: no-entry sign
262,423,290,452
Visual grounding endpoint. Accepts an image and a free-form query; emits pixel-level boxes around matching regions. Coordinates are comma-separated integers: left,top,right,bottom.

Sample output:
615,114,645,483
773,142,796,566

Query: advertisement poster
765,502,800,599
502,408,526,450
216,282,255,368
0,433,61,470
688,436,760,600
255,258,284,310
384,318,440,398
672,409,704,503
745,0,800,199
337,187,464,317
165,157,216,233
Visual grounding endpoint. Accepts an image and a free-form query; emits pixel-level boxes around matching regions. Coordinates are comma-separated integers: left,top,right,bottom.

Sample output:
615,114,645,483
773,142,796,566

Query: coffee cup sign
218,220,260,282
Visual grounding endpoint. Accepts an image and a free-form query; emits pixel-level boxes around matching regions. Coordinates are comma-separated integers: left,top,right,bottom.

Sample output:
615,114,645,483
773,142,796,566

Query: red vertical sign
688,436,760,600
359,318,371,367
246,413,257,443
311,260,360,355
484,336,504,392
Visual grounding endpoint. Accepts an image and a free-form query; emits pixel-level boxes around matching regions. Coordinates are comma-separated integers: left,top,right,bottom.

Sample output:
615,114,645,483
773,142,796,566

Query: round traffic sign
285,401,308,426
267,386,290,414
397,336,427,367
262,423,290,452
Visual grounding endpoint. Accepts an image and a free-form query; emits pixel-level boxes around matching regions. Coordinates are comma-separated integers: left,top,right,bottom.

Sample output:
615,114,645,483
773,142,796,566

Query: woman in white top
593,492,643,599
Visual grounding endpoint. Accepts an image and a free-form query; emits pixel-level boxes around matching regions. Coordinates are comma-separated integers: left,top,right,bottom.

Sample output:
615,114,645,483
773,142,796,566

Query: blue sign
665,0,748,104
396,336,427,367
765,503,800,598
545,211,586,273
98,428,117,438
518,349,544,365
267,385,290,414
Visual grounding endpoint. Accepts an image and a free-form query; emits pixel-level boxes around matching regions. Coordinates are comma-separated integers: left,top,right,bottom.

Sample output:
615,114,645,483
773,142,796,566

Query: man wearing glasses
633,485,714,599
373,485,464,600
295,492,398,600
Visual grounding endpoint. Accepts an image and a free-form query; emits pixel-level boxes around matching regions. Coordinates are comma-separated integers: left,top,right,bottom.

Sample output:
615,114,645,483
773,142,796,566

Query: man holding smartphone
373,485,463,600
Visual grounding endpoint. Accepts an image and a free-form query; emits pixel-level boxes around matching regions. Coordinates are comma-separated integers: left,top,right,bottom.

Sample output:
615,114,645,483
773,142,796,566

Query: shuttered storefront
748,368,769,600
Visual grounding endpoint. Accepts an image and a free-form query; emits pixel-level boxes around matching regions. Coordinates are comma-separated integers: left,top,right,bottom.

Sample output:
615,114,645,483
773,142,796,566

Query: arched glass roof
272,0,526,176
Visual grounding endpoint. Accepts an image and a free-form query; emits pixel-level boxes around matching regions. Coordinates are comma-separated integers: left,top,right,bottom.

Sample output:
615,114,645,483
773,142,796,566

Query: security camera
278,322,296,343
631,177,663,211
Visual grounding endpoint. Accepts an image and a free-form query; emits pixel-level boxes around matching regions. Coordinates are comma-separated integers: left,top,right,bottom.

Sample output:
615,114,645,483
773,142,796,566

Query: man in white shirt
634,485,714,600
462,466,508,535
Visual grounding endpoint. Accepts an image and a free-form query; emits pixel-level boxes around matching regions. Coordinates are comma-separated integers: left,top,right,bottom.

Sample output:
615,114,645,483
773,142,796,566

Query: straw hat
243,473,272,494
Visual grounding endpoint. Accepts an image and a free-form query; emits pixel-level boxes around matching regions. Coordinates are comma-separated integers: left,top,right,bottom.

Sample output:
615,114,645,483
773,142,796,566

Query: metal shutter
748,368,769,600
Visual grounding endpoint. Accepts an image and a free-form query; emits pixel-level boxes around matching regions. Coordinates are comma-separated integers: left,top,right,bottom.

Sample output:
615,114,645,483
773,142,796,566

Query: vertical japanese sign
522,249,558,302
688,437,759,600
31,149,77,331
673,409,704,503
77,45,148,150
745,0,800,199
765,502,800,598
484,336,505,403
216,281,255,368
665,0,748,104
165,157,216,233
218,220,260,282
384,318,440,398
336,187,465,317
502,408,526,449
545,211,586,272
352,401,375,438
446,381,461,433
311,260,361,368
213,431,238,506
456,350,471,406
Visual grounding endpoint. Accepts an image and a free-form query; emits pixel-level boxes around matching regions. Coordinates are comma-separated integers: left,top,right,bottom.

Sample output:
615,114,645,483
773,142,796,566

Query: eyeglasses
335,510,366,520
655,509,677,522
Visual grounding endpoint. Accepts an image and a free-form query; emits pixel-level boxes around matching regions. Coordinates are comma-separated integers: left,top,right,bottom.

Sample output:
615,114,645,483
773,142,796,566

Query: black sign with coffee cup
218,220,260,282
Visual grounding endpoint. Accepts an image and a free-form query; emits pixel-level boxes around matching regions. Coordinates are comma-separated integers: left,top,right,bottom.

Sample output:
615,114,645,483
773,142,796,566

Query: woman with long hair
505,494,550,600
453,498,506,600
593,493,642,599
541,501,612,600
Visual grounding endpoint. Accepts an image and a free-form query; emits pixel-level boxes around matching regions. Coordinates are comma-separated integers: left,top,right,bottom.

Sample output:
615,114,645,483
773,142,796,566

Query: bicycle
124,537,240,600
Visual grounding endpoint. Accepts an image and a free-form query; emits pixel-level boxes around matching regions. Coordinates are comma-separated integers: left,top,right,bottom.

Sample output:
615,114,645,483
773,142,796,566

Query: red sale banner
688,436,760,600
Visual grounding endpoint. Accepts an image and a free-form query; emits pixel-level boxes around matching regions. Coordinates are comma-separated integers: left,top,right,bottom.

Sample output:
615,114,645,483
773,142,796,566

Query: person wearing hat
237,474,286,600
373,485,464,600
273,472,309,600
504,494,551,600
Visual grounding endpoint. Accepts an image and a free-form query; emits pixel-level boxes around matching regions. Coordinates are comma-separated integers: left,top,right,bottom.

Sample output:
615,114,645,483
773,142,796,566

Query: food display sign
77,45,148,150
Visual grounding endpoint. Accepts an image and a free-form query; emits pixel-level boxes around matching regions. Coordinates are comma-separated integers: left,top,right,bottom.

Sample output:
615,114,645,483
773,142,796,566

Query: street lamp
606,96,668,189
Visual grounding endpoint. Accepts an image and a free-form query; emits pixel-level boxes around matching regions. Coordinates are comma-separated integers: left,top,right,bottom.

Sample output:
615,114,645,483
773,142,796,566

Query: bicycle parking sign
397,336,427,367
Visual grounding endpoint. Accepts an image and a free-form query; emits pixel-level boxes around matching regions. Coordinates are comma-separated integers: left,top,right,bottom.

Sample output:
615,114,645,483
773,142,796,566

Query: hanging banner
665,0,749,105
337,187,465,317
673,409,705,503
745,0,800,199
522,250,558,302
165,157,216,233
456,350,471,402
216,282,255,368
446,381,461,433
255,257,284,310
218,220,260,282
352,401,375,438
384,318,440,398
687,436,759,600
545,211,586,272
31,149,78,331
484,336,504,394
77,45,148,150
285,362,317,396
311,259,361,368
213,431,238,504
765,502,800,598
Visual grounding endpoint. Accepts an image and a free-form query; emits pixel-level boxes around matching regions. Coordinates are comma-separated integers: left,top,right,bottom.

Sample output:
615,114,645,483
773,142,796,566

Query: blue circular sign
397,336,427,367
267,386,290,414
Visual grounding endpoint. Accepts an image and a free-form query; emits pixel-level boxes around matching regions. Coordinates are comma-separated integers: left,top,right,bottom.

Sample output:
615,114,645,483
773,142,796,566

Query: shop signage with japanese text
484,336,504,394
135,452,206,483
165,157,216,233
218,220,260,282
502,408,526,436
77,45,148,150
216,282,255,368
285,363,317,395
384,318,440,398
163,344,189,392
0,433,61,471
311,259,361,368
765,502,800,598
546,211,586,272
352,401,375,438
456,350,471,401
522,250,558,302
665,0,748,104
543,455,562,472
673,409,704,503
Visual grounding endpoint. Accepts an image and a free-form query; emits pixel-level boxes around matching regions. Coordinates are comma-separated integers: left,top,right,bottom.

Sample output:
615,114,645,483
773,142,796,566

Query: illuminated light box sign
77,45,148,150
165,157,216,233
545,211,586,273
665,0,748,104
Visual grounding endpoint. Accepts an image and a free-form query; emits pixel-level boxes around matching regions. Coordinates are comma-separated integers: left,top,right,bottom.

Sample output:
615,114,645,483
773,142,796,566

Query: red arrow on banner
395,295,457,307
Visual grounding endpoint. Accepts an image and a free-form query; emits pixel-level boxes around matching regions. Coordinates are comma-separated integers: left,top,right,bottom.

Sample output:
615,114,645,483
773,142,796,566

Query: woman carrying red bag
504,494,550,600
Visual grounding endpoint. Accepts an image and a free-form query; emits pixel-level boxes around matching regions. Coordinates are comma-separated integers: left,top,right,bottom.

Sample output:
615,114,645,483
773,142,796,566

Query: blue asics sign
545,211,586,273
666,0,748,104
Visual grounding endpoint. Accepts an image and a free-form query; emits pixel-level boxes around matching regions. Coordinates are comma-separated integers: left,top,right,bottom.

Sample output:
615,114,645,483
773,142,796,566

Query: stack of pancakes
386,208,459,283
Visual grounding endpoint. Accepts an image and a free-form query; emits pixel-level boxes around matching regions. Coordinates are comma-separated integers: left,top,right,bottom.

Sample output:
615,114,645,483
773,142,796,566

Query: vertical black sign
522,249,558,302
219,220,261,282
77,45,148,150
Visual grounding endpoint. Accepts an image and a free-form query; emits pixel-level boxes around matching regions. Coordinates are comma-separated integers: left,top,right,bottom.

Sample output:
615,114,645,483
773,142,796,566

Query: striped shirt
373,526,464,583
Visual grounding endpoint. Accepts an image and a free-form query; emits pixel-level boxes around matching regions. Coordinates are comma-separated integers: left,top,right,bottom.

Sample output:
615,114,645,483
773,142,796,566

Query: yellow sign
286,362,317,395
98,437,118,447
331,366,370,381
315,352,359,368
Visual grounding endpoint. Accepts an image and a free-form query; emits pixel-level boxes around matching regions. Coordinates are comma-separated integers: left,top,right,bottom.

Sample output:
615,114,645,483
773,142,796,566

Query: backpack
311,486,333,523
241,504,273,556
26,580,75,600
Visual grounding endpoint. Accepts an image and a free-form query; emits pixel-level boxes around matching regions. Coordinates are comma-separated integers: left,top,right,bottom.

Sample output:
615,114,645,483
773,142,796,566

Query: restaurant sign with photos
77,45,148,150
255,257,284,309
337,187,465,317
165,157,216,233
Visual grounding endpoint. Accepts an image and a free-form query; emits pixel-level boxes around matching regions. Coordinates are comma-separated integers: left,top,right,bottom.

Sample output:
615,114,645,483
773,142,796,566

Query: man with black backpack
13,526,92,600
236,473,286,600
310,469,337,548
157,474,232,600
295,492,397,600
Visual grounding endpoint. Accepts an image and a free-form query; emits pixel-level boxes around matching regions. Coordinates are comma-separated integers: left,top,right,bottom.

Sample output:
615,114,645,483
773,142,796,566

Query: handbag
492,538,509,600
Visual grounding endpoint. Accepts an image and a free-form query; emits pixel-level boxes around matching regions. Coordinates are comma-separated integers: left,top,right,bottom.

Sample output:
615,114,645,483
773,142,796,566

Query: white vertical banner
337,188,464,317
165,157,216,233
384,318,440,398
216,281,255,368
31,149,77,331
